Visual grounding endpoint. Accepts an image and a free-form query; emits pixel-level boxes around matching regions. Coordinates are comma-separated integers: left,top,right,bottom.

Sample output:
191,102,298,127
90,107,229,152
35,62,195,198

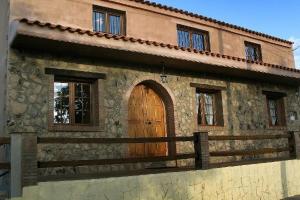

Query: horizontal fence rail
208,134,291,141
210,147,291,157
37,136,194,144
38,153,195,168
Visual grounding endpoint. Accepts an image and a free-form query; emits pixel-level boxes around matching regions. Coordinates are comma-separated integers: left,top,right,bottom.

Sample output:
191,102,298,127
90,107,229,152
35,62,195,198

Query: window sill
48,125,104,132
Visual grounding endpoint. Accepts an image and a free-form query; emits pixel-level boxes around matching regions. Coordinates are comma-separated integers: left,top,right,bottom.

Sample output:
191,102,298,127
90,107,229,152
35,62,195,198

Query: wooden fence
1,131,299,184
36,132,298,180
208,133,294,168
37,136,196,172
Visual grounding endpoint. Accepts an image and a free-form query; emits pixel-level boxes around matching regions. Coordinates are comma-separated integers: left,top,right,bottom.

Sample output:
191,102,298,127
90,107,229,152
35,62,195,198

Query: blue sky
151,0,300,68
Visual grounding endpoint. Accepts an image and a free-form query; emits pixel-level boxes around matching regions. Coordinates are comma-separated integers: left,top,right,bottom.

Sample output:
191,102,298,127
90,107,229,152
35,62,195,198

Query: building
1,0,300,199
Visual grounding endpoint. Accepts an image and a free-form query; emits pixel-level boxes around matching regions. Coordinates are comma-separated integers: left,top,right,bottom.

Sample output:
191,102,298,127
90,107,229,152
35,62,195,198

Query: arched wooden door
128,84,167,157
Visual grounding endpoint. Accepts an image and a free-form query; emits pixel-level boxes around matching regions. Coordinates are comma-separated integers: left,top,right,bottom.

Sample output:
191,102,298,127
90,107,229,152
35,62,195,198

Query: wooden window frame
196,88,224,127
263,91,287,127
46,69,105,132
93,5,126,35
177,25,210,51
244,41,262,62
53,77,94,126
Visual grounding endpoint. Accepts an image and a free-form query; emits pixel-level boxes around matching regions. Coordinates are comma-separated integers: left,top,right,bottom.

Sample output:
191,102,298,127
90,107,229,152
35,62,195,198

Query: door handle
145,121,152,125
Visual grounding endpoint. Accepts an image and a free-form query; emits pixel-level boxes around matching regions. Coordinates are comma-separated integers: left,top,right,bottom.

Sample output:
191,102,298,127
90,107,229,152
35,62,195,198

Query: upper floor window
245,41,262,61
263,91,286,126
93,6,126,35
196,88,223,126
177,25,210,51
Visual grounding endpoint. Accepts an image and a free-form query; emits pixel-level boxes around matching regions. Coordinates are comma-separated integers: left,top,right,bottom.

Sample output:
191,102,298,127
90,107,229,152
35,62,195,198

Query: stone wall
6,49,300,175
10,159,300,200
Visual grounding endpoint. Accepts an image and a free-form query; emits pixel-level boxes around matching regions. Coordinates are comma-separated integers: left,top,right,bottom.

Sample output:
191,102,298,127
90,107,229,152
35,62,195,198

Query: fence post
288,131,300,159
193,132,209,169
10,133,37,198
22,133,37,187
10,133,22,197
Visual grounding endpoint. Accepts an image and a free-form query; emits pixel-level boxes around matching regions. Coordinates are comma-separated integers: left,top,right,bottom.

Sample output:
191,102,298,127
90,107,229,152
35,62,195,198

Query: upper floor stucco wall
10,0,295,68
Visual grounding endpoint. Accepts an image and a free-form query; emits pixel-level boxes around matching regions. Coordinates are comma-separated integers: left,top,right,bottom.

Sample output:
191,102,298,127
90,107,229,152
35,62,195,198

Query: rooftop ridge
128,0,293,45
18,18,299,74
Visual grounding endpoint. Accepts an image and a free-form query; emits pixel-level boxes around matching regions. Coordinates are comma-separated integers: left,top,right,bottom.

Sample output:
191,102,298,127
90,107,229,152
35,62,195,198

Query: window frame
53,77,94,126
93,6,126,36
46,69,105,132
177,25,210,52
196,88,224,127
264,91,287,127
244,41,262,62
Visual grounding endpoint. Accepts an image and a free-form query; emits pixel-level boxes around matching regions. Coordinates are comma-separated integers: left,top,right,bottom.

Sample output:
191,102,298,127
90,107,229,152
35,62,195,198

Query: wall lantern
160,62,168,83
289,111,298,121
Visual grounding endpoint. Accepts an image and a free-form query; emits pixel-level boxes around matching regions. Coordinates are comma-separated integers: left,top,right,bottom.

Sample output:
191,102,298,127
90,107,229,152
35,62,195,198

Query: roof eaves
18,18,300,75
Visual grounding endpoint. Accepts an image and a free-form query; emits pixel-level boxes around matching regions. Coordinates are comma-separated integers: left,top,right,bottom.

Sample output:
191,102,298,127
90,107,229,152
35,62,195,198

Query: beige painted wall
10,159,300,200
9,0,295,68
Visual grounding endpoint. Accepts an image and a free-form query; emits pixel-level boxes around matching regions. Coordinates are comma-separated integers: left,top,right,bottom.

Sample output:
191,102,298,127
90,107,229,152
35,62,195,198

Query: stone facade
6,49,300,175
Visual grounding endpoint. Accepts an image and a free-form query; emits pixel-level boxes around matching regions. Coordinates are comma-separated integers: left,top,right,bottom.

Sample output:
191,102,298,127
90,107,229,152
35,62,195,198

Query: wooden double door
128,84,167,157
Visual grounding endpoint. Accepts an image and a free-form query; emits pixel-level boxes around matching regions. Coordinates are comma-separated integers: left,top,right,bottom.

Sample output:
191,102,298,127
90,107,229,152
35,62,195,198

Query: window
54,79,92,125
196,89,223,126
177,25,210,51
93,6,125,35
46,68,106,131
245,41,262,61
264,91,286,126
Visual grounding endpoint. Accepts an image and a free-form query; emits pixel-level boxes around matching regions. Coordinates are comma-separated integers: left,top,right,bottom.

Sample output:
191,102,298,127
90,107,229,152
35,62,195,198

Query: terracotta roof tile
128,0,292,45
18,18,300,74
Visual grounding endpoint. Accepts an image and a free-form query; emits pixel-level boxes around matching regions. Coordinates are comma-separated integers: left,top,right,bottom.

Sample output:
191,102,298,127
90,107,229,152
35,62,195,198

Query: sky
150,0,300,68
